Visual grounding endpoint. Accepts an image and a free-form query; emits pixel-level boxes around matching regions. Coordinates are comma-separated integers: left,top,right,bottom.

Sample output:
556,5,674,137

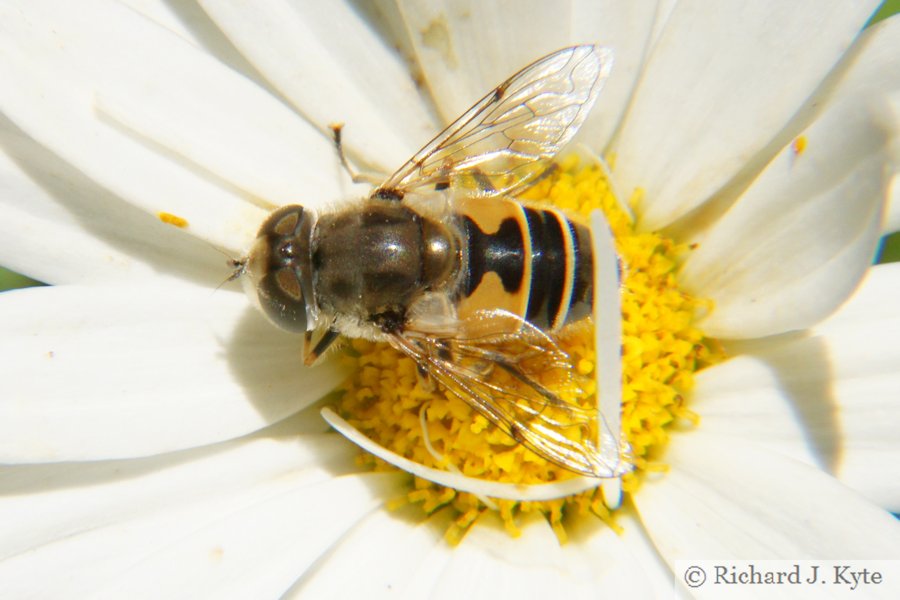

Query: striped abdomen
455,196,593,330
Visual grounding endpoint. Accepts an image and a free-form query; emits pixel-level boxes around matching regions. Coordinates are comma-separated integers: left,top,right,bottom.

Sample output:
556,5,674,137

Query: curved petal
0,0,344,253
0,433,357,560
814,261,900,326
634,431,900,563
886,90,900,234
693,263,900,510
0,461,401,599
680,15,899,338
118,0,203,42
198,0,437,172
0,284,347,462
321,408,606,500
570,0,660,151
0,119,228,287
431,512,579,598
564,510,677,597
291,502,677,599
613,0,880,230
283,507,450,598
888,170,900,234
89,472,400,600
119,0,275,87
395,0,575,124
382,515,457,599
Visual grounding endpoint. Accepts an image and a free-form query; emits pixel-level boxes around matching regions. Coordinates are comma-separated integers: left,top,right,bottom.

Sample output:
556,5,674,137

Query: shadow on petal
729,333,842,474
0,113,226,286
225,305,348,426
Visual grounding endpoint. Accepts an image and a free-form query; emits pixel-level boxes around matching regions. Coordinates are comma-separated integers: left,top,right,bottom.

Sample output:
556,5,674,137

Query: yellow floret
337,157,719,542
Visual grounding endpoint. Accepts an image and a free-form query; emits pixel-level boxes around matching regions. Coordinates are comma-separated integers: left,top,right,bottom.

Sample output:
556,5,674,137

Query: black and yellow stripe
455,197,593,330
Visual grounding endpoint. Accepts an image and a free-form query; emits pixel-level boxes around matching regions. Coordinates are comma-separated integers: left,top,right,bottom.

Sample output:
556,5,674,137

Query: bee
240,45,628,478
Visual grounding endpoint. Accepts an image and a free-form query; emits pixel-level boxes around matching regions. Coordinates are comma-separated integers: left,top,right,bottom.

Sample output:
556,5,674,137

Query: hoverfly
240,45,627,478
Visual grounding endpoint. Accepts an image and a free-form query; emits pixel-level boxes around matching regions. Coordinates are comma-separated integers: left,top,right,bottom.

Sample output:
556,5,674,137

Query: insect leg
416,363,436,392
328,123,383,186
303,325,341,366
471,168,496,194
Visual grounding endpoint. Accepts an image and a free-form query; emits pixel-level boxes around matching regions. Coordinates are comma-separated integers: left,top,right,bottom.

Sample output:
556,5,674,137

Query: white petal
680,15,899,338
89,472,401,600
681,19,900,338
888,170,900,233
613,0,880,230
570,1,660,150
431,512,578,598
0,456,401,599
886,90,900,233
815,261,900,326
0,0,340,254
694,263,900,510
351,0,420,67
592,209,628,497
293,500,675,599
396,0,575,124
0,119,228,286
388,516,458,599
0,434,360,595
635,431,900,562
0,434,357,560
118,0,270,85
117,0,202,42
564,510,677,598
681,165,882,339
283,507,450,598
0,284,347,461
646,0,677,50
198,0,437,173
94,0,353,211
93,72,345,211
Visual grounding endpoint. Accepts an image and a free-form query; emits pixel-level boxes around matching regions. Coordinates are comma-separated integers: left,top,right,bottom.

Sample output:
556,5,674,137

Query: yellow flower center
336,156,718,543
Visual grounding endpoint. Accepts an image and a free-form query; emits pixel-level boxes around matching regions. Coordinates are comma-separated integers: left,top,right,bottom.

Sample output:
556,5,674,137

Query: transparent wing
389,310,629,478
377,45,612,200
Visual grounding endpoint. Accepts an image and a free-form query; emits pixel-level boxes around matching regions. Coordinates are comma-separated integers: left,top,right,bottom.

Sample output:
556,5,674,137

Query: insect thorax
312,200,460,333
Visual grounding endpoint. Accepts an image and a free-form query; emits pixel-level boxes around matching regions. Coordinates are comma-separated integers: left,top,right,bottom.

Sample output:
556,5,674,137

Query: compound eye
258,267,308,333
263,205,304,237
243,204,314,333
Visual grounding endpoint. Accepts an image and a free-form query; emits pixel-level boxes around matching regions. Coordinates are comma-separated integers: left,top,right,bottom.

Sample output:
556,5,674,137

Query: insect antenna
195,240,246,293
225,257,247,282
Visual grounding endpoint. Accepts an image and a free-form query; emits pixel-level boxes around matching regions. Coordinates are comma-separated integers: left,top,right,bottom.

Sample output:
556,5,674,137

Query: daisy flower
1,1,900,598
